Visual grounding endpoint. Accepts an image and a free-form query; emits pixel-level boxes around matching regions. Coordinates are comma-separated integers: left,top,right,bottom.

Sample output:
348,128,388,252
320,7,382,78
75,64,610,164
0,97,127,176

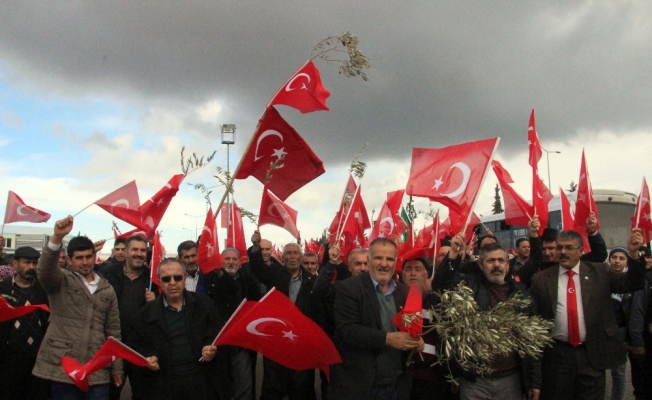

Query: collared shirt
370,275,397,296
185,271,199,292
163,296,185,312
289,270,302,304
553,263,587,343
74,271,101,295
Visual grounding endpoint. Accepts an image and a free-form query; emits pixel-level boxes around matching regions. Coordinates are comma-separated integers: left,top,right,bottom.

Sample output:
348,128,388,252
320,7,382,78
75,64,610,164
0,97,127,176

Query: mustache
491,267,504,274
377,266,392,273
23,270,36,277
559,254,571,260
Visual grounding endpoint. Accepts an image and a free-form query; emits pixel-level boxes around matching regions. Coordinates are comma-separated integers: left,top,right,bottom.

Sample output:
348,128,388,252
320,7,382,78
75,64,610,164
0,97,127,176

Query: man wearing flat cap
0,246,50,400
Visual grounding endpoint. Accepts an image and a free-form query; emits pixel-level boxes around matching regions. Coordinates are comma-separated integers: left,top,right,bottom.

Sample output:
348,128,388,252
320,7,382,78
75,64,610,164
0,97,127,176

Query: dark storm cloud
1,1,651,164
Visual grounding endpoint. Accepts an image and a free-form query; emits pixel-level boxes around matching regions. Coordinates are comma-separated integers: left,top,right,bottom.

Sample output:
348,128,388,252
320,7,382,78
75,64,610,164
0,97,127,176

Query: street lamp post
541,147,561,190
184,213,203,240
221,124,236,235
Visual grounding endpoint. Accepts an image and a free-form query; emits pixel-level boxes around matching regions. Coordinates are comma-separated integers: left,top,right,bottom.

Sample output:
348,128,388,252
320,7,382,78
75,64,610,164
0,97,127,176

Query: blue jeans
51,381,110,400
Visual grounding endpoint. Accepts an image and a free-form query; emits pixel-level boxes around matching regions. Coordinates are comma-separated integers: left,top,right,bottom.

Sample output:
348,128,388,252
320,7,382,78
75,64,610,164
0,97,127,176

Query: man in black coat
99,235,156,400
248,231,317,400
205,248,262,400
0,246,49,400
329,238,424,400
127,258,231,400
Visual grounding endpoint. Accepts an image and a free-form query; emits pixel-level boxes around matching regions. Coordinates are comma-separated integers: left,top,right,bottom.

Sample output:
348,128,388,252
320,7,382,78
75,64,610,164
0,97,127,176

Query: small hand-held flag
61,337,148,392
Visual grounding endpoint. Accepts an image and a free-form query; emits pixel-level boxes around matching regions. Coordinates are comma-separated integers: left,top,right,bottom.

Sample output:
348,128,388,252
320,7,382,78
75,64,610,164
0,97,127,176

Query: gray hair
157,258,187,278
478,242,507,262
348,248,370,265
557,230,583,248
221,247,240,258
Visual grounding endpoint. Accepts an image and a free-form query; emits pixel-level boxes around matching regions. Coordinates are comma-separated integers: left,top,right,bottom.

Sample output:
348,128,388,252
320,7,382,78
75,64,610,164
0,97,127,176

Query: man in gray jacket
33,216,124,399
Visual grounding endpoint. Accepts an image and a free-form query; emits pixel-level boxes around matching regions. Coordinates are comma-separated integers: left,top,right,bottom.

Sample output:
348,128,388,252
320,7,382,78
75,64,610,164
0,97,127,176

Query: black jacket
247,246,315,318
204,266,262,321
127,291,231,400
310,262,351,336
0,278,49,357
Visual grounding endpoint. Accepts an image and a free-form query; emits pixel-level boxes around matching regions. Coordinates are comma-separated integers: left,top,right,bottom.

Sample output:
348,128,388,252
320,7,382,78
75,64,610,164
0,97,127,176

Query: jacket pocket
46,337,72,364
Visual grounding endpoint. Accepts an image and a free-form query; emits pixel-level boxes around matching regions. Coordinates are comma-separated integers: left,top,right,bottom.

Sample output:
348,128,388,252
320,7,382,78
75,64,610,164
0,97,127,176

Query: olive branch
311,32,370,81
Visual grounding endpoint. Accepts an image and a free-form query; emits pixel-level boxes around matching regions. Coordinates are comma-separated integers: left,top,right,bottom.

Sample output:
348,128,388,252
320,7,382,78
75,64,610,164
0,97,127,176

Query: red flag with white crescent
150,231,163,289
574,150,600,233
632,177,652,243
235,107,325,201
528,110,542,171
391,283,423,338
560,188,591,252
197,207,222,275
258,188,300,240
214,288,341,379
369,190,407,242
62,337,148,392
4,191,51,224
225,199,249,263
406,138,499,227
95,181,141,225
267,60,331,114
137,174,185,235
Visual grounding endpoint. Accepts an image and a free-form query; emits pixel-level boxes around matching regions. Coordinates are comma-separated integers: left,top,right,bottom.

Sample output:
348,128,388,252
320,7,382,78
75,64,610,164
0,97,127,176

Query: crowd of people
1,212,651,400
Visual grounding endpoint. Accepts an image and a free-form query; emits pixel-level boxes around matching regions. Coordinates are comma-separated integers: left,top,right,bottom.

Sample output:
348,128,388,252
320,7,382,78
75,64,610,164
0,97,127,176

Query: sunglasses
160,274,184,283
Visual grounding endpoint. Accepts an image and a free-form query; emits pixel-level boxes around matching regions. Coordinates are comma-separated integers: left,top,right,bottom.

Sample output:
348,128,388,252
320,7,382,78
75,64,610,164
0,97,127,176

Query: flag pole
1,191,9,235
214,109,268,222
635,177,645,229
462,138,501,233
336,183,361,242
430,210,439,279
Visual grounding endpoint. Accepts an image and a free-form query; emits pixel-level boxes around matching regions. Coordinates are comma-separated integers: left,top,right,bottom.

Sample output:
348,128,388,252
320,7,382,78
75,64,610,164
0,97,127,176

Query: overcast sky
1,1,650,254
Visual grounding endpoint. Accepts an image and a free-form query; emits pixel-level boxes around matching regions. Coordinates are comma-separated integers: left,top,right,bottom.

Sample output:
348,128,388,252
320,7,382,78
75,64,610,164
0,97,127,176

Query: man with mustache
100,235,156,400
529,228,645,400
330,238,424,400
176,240,207,295
0,247,49,400
435,236,541,400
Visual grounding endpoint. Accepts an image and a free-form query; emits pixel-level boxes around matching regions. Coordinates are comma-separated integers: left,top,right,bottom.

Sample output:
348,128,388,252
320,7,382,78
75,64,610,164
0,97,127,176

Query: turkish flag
632,177,652,243
214,288,341,378
95,181,141,225
406,138,499,224
492,160,533,228
560,189,591,252
328,176,360,237
0,295,50,322
369,190,407,242
61,337,148,392
528,110,542,171
533,174,554,234
4,191,51,224
137,174,185,235
114,227,149,240
225,199,248,263
446,211,481,243
150,231,163,289
268,60,331,114
392,284,423,338
197,207,222,275
259,188,300,240
336,186,370,247
235,107,325,200
574,150,600,233
304,239,320,254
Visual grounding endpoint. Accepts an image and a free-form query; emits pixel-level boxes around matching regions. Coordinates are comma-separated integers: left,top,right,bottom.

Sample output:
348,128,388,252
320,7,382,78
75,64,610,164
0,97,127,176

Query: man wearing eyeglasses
530,228,646,400
127,258,231,400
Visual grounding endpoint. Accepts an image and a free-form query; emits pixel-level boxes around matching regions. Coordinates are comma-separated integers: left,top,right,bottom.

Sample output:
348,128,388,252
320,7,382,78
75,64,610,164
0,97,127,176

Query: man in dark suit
529,228,645,400
330,237,424,400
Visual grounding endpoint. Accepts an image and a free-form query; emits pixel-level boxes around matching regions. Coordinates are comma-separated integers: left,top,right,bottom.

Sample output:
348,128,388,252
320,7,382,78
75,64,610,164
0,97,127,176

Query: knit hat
608,247,628,259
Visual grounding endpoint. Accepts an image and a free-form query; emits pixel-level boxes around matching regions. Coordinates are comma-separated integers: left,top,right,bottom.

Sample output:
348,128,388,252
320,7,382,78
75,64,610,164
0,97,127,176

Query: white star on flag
272,148,288,159
282,330,298,340
432,177,444,190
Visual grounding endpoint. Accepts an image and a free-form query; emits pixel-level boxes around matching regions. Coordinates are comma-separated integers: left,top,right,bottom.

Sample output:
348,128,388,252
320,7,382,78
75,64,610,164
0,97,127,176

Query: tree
569,180,578,192
492,183,504,214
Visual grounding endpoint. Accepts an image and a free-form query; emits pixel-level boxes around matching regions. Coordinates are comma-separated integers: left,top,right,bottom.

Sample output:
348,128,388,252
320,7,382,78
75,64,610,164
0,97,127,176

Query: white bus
478,189,638,249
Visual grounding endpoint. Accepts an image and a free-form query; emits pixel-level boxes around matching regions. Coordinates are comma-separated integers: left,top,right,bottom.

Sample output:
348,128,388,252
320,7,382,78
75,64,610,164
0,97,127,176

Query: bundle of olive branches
425,282,554,381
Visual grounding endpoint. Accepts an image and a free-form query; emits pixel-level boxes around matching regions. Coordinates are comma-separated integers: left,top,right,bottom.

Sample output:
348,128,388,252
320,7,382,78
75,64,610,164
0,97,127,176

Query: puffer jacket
32,244,123,385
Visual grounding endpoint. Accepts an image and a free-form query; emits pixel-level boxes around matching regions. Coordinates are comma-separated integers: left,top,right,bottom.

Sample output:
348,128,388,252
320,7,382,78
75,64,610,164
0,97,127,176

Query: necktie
566,270,580,347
